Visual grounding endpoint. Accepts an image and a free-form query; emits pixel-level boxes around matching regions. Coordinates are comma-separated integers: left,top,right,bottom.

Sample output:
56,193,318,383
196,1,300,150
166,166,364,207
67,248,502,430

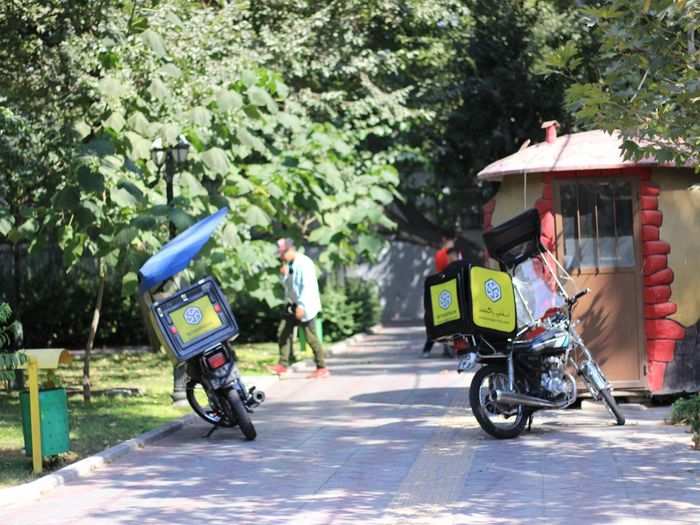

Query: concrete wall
350,233,483,322
349,241,434,322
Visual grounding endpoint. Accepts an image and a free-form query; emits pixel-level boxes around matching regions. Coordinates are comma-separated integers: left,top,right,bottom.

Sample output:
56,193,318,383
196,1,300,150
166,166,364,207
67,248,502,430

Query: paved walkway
2,326,700,525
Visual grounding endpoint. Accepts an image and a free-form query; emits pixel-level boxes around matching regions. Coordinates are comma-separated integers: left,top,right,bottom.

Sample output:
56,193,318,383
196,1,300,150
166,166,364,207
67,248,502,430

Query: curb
0,418,187,509
0,325,380,507
290,324,383,372
0,374,279,509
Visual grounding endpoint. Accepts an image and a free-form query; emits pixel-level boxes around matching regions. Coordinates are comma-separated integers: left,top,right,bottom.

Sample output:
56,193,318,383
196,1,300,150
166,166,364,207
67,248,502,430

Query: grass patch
0,342,278,488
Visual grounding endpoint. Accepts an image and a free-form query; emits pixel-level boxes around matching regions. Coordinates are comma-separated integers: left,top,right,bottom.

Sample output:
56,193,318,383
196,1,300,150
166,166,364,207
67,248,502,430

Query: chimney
541,120,560,144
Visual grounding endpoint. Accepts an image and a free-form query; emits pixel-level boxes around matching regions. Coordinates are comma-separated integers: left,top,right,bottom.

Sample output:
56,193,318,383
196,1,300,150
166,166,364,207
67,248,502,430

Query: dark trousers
278,316,325,368
423,337,434,353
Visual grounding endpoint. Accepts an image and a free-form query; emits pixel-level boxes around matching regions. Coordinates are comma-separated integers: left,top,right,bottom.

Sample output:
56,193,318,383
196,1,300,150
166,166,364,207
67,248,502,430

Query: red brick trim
639,180,683,391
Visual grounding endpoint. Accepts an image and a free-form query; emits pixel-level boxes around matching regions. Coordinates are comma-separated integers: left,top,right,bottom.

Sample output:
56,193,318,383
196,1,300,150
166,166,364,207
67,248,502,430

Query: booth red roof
477,130,690,180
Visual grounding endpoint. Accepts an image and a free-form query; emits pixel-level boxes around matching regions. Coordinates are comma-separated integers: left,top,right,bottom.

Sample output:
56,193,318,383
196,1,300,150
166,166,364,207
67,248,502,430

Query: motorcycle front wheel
469,364,530,439
599,387,626,426
224,389,257,441
580,361,625,426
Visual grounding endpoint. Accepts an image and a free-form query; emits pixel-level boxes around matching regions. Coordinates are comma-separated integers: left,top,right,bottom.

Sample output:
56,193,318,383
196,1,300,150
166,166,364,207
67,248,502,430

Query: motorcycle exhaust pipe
495,390,569,409
246,387,265,407
251,389,266,404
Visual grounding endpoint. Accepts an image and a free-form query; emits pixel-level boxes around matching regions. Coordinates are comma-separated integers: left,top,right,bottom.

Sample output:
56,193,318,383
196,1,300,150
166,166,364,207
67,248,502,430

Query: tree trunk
84,264,106,403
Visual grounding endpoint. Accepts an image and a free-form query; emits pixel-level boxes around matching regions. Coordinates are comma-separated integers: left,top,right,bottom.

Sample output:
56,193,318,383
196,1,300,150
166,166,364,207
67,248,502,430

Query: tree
245,0,594,246
0,302,25,384
1,1,399,349
558,0,699,165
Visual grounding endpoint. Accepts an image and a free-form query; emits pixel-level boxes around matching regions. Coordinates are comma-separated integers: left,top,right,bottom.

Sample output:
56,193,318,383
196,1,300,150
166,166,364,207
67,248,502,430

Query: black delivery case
151,276,239,362
482,208,543,269
423,262,516,341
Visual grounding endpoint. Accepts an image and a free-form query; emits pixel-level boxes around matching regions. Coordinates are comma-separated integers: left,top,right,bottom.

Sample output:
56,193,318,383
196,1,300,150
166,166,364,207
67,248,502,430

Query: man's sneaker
268,364,288,375
307,367,330,379
421,351,431,359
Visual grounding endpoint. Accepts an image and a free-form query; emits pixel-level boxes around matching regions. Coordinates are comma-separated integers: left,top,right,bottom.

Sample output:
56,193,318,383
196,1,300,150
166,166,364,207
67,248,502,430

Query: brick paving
2,325,700,525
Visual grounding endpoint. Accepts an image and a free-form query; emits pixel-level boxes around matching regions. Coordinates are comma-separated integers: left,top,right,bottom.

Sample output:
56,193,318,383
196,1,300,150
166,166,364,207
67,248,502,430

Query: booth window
560,181,634,270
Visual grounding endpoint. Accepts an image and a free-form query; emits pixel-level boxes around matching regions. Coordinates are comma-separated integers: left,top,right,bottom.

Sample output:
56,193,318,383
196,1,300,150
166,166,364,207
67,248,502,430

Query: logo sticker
430,279,461,326
470,266,515,333
438,290,452,310
183,306,203,325
484,279,502,302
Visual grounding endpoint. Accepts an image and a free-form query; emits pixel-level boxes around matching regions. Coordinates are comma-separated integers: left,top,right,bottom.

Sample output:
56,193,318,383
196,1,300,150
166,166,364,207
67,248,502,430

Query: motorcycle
138,208,264,440
457,286,625,439
427,208,624,439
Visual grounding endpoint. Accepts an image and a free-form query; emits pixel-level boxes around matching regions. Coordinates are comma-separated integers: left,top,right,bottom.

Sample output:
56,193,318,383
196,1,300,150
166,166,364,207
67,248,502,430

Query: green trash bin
298,317,324,352
20,387,70,457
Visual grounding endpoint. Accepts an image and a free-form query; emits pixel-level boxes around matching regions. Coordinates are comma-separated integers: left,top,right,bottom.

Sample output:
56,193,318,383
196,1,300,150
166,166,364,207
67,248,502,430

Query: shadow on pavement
5,325,700,525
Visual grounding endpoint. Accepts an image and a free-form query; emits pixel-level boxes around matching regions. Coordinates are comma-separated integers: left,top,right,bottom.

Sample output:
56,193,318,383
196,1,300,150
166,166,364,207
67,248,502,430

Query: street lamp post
150,136,190,404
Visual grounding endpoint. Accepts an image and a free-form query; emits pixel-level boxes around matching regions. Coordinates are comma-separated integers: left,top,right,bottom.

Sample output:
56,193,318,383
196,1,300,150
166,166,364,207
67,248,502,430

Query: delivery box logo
431,279,461,326
471,267,515,333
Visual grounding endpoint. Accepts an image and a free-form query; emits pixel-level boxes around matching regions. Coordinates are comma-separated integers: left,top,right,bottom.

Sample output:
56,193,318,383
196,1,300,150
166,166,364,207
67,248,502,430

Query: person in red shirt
434,243,451,273
422,238,459,358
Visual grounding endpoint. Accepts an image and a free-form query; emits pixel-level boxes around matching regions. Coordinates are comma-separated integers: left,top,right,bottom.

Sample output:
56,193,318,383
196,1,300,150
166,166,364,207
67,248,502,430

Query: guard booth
478,122,700,394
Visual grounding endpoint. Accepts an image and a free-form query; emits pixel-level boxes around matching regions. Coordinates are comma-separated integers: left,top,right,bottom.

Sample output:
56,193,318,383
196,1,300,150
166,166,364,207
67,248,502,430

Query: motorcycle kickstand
527,413,534,432
205,422,221,438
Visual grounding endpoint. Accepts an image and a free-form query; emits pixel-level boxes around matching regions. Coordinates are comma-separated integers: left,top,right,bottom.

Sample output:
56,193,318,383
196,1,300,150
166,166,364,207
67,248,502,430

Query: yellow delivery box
423,263,516,341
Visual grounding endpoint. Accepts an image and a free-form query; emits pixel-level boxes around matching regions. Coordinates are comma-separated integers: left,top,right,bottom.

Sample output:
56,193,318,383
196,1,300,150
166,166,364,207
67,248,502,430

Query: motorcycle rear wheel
225,389,257,441
186,380,236,427
469,364,530,439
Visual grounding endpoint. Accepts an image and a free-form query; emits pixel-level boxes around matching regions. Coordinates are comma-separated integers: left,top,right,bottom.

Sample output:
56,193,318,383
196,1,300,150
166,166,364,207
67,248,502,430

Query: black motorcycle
426,208,624,439
458,287,624,439
138,208,264,441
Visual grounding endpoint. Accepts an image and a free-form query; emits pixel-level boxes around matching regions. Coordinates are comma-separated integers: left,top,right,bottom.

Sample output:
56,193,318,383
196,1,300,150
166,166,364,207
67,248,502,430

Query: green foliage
671,394,700,450
1,1,399,347
344,278,382,333
1,0,605,348
0,303,26,382
321,278,381,342
548,0,699,165
321,288,359,343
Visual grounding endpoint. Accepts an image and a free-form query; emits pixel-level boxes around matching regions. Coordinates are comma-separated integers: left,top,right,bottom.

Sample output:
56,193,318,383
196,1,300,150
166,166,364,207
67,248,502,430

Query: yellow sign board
15,349,72,370
430,278,462,326
171,296,222,344
470,266,515,333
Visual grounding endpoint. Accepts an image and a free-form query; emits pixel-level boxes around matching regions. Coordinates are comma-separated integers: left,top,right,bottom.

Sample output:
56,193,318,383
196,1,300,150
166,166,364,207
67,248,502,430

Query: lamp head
173,135,190,164
150,137,166,168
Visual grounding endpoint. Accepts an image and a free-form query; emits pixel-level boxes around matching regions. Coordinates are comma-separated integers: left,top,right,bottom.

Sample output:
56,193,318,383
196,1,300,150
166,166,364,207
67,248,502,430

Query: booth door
554,178,646,389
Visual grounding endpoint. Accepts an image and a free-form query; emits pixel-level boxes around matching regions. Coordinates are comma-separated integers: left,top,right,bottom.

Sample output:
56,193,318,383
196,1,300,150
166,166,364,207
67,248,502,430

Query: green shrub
345,278,381,333
320,279,382,343
671,395,700,450
320,287,358,342
0,302,26,382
